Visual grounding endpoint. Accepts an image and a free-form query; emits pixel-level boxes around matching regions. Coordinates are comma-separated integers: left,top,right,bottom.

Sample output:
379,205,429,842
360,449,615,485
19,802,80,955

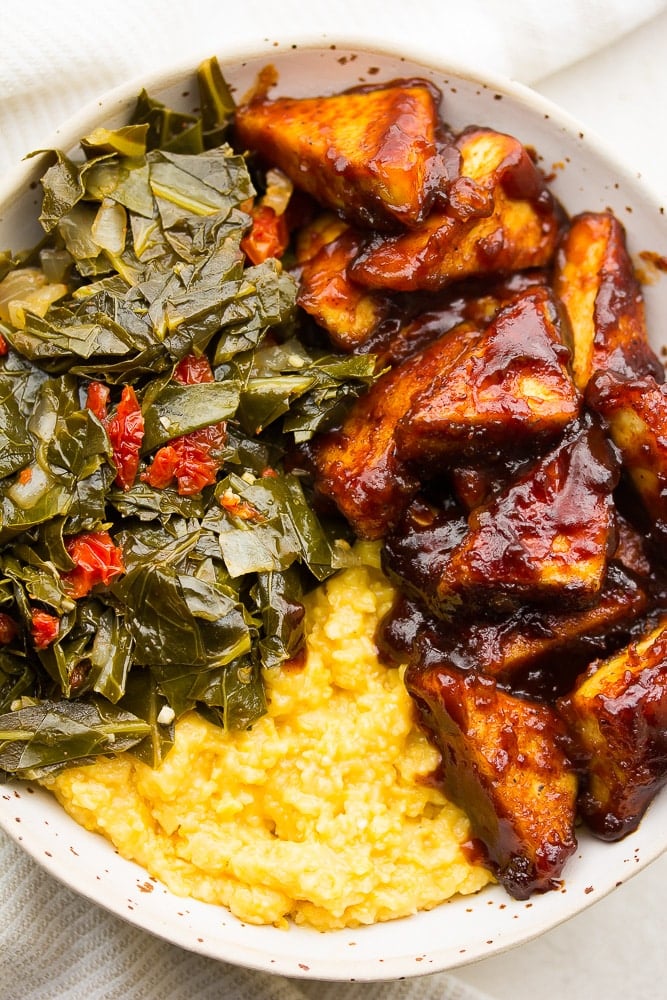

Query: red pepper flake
219,488,264,523
31,609,60,649
0,612,19,644
241,204,289,265
17,468,32,485
61,530,125,599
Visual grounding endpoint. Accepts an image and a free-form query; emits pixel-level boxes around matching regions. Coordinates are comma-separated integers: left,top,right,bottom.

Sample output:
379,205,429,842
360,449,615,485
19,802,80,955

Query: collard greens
0,58,376,779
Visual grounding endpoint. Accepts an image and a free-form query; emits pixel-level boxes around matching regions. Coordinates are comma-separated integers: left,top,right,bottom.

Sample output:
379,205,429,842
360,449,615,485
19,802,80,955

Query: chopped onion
0,266,67,328
7,464,50,509
261,168,293,216
91,198,128,254
8,283,68,328
0,267,46,322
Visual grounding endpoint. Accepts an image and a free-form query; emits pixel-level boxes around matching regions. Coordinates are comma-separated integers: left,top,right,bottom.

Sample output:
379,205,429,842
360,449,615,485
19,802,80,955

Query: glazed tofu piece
587,371,667,546
553,211,662,390
613,511,653,582
558,617,667,840
382,495,647,698
384,513,647,700
349,128,562,292
294,214,393,351
360,268,549,370
406,661,578,898
433,416,620,615
394,286,580,465
293,211,350,263
449,452,535,511
234,80,446,229
311,322,482,539
380,497,469,609
461,563,647,699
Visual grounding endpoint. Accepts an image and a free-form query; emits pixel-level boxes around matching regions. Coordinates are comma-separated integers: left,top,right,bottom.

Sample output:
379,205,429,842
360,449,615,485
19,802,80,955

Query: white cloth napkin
0,832,492,1000
0,3,665,999
1,0,665,174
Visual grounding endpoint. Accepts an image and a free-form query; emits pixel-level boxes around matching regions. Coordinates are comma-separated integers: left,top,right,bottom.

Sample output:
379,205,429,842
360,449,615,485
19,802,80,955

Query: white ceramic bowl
1,37,666,983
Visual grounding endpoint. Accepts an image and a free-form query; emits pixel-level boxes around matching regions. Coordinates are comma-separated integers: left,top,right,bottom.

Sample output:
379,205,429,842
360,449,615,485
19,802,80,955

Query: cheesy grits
44,547,491,930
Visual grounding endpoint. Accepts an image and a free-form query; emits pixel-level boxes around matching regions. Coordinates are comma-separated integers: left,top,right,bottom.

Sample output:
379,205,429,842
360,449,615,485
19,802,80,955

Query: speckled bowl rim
0,32,666,983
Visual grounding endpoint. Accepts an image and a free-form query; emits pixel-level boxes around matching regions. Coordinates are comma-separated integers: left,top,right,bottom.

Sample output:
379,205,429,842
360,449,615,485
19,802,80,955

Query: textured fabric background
1,0,665,173
0,833,492,999
1,2,666,998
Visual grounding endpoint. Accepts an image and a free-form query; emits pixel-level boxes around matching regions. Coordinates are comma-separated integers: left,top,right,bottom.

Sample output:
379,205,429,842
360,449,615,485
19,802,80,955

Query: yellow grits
44,546,491,930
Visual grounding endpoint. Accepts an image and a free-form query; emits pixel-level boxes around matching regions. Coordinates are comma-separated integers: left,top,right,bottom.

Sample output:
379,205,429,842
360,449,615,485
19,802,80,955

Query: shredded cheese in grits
44,545,491,930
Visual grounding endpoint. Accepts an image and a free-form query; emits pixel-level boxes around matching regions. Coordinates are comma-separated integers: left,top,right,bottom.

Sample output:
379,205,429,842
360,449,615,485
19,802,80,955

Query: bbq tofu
558,618,667,840
349,128,562,291
406,662,578,899
294,214,393,351
394,286,580,464
553,210,667,544
252,73,667,895
234,80,446,229
311,322,482,539
553,211,662,389
383,509,647,699
431,417,620,615
312,284,581,541
588,371,667,547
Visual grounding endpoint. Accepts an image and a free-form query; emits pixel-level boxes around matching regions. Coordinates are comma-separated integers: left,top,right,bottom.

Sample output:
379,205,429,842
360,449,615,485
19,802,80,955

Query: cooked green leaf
0,698,151,779
0,652,34,714
130,89,201,153
118,668,174,767
197,56,236,148
164,655,266,730
1,546,74,615
0,57,372,779
0,373,35,478
86,608,135,704
36,150,87,232
112,563,250,669
80,124,150,159
141,380,240,452
251,568,305,669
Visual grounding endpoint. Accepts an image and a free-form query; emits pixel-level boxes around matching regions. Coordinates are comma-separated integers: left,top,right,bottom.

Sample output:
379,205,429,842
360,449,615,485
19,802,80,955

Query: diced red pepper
142,422,227,496
0,612,19,644
141,355,228,496
240,205,289,265
141,445,179,489
0,333,9,357
85,380,110,422
31,609,60,649
173,353,214,385
173,425,226,494
61,531,125,599
86,382,144,490
105,385,144,491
